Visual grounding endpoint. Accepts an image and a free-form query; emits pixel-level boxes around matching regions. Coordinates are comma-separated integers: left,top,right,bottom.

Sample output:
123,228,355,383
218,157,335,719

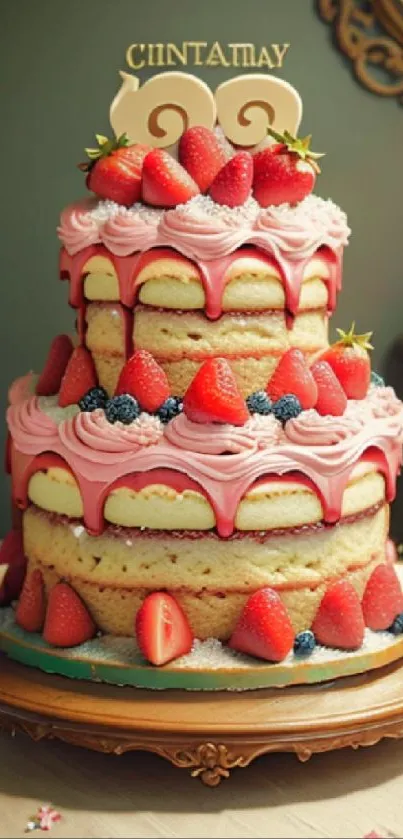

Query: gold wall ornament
318,0,403,103
109,71,302,149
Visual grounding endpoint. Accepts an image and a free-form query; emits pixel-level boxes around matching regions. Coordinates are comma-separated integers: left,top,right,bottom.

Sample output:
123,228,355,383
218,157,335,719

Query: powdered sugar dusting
38,395,80,424
90,199,163,226
175,194,260,227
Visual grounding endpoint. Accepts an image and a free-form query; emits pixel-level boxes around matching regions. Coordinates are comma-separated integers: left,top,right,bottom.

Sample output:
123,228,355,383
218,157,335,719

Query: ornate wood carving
318,0,403,103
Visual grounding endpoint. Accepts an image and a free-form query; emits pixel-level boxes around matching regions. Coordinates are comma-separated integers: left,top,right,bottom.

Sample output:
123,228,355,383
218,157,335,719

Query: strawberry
58,346,97,408
362,564,403,631
229,588,294,662
36,334,74,397
311,360,347,416
312,580,365,650
209,152,253,207
142,149,199,208
80,134,151,207
15,569,46,633
267,349,317,410
319,324,373,400
253,129,324,207
135,592,193,666
0,530,26,606
115,350,170,412
43,582,95,647
183,358,249,425
178,126,229,193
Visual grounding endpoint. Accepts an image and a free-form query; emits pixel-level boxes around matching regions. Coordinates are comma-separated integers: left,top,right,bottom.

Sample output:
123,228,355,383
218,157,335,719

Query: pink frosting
58,194,350,264
8,373,36,406
285,409,364,446
57,199,100,255
100,207,162,257
74,410,163,453
7,398,59,455
165,413,259,454
368,386,402,419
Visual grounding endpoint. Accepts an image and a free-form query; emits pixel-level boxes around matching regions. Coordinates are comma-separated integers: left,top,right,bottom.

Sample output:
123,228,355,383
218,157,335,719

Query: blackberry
105,394,140,425
272,394,302,425
388,612,403,635
371,371,385,388
246,391,272,416
293,630,316,657
79,387,108,412
157,396,183,424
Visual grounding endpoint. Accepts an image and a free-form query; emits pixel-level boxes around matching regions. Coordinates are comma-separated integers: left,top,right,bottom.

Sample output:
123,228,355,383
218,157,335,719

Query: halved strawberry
320,324,373,400
43,582,96,647
209,152,253,207
36,334,74,397
253,129,324,207
267,349,317,410
183,358,249,425
312,580,365,649
135,592,193,666
362,564,403,631
15,569,46,633
0,530,26,606
178,126,229,193
58,346,97,408
80,134,151,207
311,360,347,416
142,149,199,208
229,588,294,662
115,350,170,412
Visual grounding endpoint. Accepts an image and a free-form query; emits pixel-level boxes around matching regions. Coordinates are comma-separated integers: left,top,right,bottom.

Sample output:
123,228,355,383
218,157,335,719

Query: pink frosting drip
7,387,403,538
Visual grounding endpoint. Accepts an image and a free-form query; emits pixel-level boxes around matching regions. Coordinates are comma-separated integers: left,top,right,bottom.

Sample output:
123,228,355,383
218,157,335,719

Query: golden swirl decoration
215,74,302,146
110,71,216,147
148,104,189,139
318,0,403,103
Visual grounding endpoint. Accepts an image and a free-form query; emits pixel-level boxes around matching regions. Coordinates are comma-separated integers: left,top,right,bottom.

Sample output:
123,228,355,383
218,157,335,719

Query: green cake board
1,607,403,691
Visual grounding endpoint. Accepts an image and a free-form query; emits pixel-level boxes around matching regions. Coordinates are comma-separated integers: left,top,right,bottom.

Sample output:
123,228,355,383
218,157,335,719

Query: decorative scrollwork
164,742,249,786
317,0,403,103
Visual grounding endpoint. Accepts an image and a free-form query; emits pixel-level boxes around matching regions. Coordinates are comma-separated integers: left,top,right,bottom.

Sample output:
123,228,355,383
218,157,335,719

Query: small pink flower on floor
25,805,61,832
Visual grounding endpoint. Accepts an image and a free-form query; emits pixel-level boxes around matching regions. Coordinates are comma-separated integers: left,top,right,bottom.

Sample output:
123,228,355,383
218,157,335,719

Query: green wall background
1,0,402,534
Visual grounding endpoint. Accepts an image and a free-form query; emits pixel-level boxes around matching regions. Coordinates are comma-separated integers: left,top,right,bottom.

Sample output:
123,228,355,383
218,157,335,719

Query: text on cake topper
126,42,290,71
110,72,302,148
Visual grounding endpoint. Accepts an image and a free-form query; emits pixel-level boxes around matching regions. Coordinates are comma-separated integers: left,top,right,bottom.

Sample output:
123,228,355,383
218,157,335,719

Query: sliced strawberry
362,564,403,631
115,350,170,412
229,588,294,662
43,582,96,647
209,152,253,207
58,346,97,408
178,126,229,193
320,324,373,400
253,130,324,207
81,134,151,207
36,334,74,397
183,358,249,425
142,149,199,208
0,530,27,606
267,349,317,410
311,360,347,416
135,592,193,666
15,569,46,633
312,580,365,650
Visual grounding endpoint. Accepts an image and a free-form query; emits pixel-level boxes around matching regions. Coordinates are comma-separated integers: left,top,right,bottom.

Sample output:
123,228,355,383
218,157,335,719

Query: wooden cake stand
2,652,403,785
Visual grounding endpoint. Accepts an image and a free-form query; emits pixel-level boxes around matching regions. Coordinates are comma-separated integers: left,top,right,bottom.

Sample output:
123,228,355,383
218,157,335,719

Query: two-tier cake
1,72,403,681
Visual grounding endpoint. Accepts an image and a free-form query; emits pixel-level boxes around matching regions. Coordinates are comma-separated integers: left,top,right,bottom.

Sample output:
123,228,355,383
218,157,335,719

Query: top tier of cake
58,194,350,397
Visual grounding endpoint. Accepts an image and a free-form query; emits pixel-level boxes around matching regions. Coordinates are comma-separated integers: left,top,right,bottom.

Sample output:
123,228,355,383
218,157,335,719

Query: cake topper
110,71,302,148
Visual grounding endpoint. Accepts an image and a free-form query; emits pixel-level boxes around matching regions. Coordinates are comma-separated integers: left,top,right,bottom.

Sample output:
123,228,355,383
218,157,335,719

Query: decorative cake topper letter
215,75,302,145
110,71,302,148
110,71,216,147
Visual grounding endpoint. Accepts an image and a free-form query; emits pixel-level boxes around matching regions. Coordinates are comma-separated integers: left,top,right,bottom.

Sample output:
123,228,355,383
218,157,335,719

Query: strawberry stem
78,133,130,173
335,322,374,352
267,127,325,174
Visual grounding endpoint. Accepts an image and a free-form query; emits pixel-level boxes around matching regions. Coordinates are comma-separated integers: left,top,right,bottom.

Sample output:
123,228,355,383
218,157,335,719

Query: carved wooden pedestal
2,655,403,785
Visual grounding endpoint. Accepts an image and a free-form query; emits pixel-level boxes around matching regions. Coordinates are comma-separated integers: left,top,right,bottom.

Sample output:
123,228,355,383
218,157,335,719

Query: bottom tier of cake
23,500,388,639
